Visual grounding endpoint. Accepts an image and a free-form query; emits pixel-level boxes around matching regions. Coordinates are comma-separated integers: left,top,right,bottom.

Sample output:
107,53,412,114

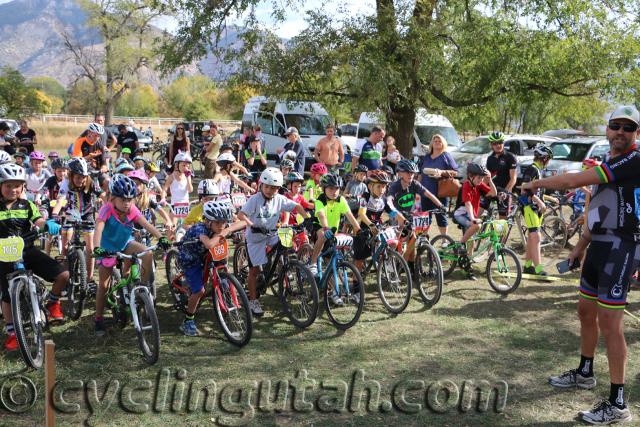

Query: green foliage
64,79,106,115
115,84,160,117
27,77,66,99
0,67,51,116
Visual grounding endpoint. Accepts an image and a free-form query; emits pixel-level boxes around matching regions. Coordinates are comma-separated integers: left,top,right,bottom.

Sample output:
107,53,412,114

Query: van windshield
357,123,383,140
285,114,332,135
415,125,461,148
458,137,491,154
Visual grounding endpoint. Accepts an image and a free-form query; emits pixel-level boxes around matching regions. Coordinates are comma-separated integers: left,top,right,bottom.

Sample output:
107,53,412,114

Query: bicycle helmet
354,164,369,173
197,179,219,196
87,122,105,135
367,169,391,184
115,162,135,174
487,131,505,143
310,163,328,174
280,159,294,170
203,200,233,222
582,158,601,169
128,169,149,184
0,163,26,183
51,158,68,170
259,167,284,187
283,150,297,162
29,151,45,161
68,157,90,176
145,161,160,173
0,151,12,165
396,159,419,174
132,156,147,164
285,171,305,184
220,143,233,153
47,151,59,159
320,173,344,188
533,143,553,160
109,174,138,198
173,151,192,164
216,152,235,166
467,162,488,177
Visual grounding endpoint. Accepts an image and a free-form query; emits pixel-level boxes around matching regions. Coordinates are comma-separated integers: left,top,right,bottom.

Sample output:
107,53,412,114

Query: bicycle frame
317,241,349,296
8,270,44,326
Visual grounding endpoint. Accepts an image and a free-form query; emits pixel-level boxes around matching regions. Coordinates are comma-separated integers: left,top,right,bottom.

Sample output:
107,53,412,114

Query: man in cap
277,126,305,175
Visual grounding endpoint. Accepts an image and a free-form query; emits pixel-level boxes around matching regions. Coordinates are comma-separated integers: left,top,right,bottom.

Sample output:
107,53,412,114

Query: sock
609,383,625,409
184,312,195,322
534,264,544,273
95,316,104,323
578,355,593,377
48,293,60,303
6,323,14,334
525,259,533,268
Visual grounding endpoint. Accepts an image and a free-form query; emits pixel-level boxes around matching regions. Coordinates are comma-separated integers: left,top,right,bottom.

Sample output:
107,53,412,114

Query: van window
415,125,461,147
285,114,331,135
357,123,383,139
255,112,274,135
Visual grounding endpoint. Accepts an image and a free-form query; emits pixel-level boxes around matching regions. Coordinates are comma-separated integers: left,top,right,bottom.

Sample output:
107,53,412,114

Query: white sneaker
581,399,632,425
330,294,344,305
308,263,318,276
249,299,264,317
548,369,596,389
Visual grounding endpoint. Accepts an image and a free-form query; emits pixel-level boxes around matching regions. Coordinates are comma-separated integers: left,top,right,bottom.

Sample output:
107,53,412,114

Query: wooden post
45,340,55,427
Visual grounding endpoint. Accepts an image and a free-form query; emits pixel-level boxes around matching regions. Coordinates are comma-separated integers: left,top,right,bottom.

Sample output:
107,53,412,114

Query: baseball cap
609,105,640,125
284,127,299,136
202,125,211,132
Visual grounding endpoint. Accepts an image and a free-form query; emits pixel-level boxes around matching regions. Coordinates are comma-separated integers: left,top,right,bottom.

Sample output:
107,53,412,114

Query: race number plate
0,236,25,263
172,203,190,218
378,227,397,242
335,234,353,249
231,193,247,209
277,227,294,248
209,239,229,262
412,213,431,231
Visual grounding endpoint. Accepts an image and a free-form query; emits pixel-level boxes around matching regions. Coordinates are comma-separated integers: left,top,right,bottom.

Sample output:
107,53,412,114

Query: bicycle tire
11,278,44,369
376,249,412,314
232,242,250,283
278,260,319,329
540,215,568,253
296,243,313,264
430,234,457,277
134,290,160,365
165,248,182,303
65,248,87,320
215,272,253,347
324,260,364,330
486,247,522,295
415,243,444,307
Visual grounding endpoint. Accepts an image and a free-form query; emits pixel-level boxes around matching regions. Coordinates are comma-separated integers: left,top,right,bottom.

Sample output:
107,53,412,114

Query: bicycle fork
9,276,43,326
129,285,150,334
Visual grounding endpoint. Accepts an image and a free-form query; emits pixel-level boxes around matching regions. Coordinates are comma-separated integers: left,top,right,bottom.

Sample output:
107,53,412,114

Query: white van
356,109,462,160
242,96,353,167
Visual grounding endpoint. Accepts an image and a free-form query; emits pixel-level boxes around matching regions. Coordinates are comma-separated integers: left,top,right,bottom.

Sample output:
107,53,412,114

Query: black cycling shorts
0,245,66,303
353,231,372,261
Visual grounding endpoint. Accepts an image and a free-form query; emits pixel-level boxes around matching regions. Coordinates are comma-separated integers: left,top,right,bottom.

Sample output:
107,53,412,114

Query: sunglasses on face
491,142,504,145
176,127,184,130
609,122,638,132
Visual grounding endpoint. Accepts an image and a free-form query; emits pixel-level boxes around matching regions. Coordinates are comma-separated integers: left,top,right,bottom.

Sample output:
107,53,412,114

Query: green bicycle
431,218,522,295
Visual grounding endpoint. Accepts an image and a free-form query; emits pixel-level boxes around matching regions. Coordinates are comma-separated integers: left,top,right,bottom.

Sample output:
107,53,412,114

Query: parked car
543,129,587,139
106,125,153,152
451,134,559,179
224,128,242,145
0,118,19,142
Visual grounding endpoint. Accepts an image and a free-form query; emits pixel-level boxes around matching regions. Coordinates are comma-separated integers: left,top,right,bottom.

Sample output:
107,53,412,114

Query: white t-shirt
25,168,52,194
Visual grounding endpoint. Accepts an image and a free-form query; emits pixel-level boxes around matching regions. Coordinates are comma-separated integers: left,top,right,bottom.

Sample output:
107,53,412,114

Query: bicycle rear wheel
296,243,313,264
430,234,457,276
325,260,364,330
11,278,44,369
215,272,253,347
540,215,568,254
376,249,412,314
232,242,250,283
486,247,522,295
65,248,87,320
415,243,444,307
279,260,319,329
134,289,160,365
165,248,182,303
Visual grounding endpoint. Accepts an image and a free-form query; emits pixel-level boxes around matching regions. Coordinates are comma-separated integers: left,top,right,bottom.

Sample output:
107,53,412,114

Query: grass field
2,220,640,427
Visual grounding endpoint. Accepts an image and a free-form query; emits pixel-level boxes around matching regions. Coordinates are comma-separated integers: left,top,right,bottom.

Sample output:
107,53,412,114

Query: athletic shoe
535,269,548,277
523,266,536,275
548,369,596,389
179,319,198,337
46,301,64,322
351,292,361,304
249,299,264,317
330,294,344,306
95,319,106,337
466,271,477,281
4,333,17,351
308,264,318,276
581,399,632,425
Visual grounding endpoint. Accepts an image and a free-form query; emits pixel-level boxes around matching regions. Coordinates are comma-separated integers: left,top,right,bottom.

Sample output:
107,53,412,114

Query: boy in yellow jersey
184,179,219,227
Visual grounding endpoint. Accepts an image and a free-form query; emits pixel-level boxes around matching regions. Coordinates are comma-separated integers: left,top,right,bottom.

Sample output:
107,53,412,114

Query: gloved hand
93,247,107,258
158,236,171,250
45,219,61,236
323,228,334,240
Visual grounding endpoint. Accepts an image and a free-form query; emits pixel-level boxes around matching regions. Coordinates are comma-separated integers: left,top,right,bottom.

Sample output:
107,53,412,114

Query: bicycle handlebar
98,245,158,260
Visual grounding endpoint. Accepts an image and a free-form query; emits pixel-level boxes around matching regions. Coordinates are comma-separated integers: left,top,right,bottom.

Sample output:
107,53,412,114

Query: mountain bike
167,238,252,346
407,210,444,307
132,227,157,300
232,225,319,329
98,245,160,364
62,210,94,320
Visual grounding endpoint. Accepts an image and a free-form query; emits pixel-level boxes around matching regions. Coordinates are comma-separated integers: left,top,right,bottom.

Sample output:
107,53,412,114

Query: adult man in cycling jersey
523,105,640,425
352,127,384,171
482,131,517,218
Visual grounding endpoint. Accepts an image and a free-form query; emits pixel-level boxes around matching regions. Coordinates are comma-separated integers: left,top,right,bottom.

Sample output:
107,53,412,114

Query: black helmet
51,158,68,170
68,157,89,176
320,173,344,188
285,171,305,184
354,164,369,173
467,162,488,177
533,143,553,160
396,159,419,173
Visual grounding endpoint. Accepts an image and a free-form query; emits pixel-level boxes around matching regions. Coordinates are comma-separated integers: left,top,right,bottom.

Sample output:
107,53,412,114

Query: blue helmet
109,174,138,198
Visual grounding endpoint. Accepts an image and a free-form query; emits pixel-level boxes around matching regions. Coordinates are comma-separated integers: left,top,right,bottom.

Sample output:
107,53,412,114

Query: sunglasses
491,141,504,145
176,127,184,130
608,122,638,132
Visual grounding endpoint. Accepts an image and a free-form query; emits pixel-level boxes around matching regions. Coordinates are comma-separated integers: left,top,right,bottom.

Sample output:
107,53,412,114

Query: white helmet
259,167,284,187
87,122,105,135
203,200,233,222
0,151,12,165
173,151,192,164
216,152,236,165
283,150,297,162
197,179,220,196
0,163,26,183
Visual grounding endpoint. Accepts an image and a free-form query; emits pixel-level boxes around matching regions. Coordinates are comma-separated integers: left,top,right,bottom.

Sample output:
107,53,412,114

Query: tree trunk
387,103,416,159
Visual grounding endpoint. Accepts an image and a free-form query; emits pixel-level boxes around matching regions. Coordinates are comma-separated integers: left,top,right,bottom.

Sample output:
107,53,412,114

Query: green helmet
488,131,505,143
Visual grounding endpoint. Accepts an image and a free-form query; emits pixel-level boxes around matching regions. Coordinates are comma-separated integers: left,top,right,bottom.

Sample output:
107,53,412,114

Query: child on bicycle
309,174,361,303
129,169,173,233
185,179,220,226
345,164,368,215
452,162,496,280
177,200,246,336
282,172,314,224
92,174,171,336
212,153,254,196
237,168,311,317
0,163,69,351
25,151,52,204
144,161,164,201
132,156,146,171
43,158,67,254
304,163,327,202
387,159,443,275
162,151,193,226
520,144,553,276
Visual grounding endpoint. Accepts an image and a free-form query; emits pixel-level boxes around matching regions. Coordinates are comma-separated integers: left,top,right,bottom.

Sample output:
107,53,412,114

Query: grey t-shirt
241,192,297,241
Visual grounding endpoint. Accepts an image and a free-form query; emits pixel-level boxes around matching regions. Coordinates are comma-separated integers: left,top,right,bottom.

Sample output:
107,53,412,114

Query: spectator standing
116,124,139,159
482,131,517,219
352,126,384,171
313,124,344,173
166,122,190,169
277,127,306,175
203,124,223,178
244,137,267,175
14,119,37,153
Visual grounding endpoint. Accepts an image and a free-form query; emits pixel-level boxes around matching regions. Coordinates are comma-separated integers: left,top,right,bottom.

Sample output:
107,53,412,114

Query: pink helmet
48,151,59,159
310,163,328,174
29,151,45,161
128,168,149,184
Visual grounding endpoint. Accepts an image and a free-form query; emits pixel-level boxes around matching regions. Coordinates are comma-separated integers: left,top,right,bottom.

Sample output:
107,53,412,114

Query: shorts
579,234,640,310
353,230,372,261
421,197,449,227
184,264,205,293
453,207,472,230
479,192,513,217
522,205,543,232
246,234,279,267
0,245,66,303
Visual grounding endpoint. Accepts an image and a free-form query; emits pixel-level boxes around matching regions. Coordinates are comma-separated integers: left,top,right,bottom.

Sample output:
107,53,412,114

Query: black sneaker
523,266,536,275
466,271,477,281
95,319,106,337
535,269,548,277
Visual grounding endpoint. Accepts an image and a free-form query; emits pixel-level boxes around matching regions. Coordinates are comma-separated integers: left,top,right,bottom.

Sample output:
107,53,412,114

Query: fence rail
36,114,241,128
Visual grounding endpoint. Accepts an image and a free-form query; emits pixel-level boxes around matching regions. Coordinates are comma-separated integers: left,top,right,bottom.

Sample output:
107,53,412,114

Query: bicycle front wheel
279,260,319,329
165,248,182,303
430,234,457,276
415,243,444,307
134,289,160,365
215,272,253,347
325,260,364,330
66,248,87,320
376,249,412,314
486,247,522,295
11,278,44,369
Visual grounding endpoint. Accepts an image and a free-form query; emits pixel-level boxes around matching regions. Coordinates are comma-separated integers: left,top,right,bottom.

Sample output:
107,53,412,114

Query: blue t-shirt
97,203,142,252
178,222,210,268
419,152,458,196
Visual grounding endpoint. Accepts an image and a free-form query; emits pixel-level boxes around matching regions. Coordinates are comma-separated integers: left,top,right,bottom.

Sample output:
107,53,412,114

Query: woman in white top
162,151,193,224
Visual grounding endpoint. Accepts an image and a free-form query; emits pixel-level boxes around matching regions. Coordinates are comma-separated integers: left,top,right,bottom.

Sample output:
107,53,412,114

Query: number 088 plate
0,236,25,262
